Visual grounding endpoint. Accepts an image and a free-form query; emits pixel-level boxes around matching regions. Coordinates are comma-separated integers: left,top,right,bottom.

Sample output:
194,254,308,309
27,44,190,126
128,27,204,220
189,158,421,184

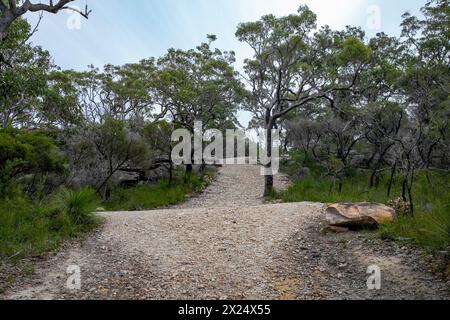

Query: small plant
387,197,412,217
0,188,102,258
276,168,450,252
104,170,215,211
50,188,100,229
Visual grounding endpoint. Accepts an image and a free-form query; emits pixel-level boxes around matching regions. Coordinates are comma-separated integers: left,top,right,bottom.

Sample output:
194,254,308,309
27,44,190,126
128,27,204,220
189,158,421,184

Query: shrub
105,184,189,211
105,170,213,211
0,197,52,257
0,188,101,258
0,129,65,198
49,188,100,229
276,169,450,251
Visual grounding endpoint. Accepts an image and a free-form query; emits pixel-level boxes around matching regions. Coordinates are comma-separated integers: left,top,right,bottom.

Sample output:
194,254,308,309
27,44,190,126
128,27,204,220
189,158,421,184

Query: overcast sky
24,0,425,127
25,0,425,70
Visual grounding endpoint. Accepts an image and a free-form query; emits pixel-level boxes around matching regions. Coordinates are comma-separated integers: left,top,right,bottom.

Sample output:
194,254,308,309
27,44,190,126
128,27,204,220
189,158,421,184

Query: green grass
104,183,192,211
103,170,215,211
275,166,450,251
0,169,216,258
0,188,102,258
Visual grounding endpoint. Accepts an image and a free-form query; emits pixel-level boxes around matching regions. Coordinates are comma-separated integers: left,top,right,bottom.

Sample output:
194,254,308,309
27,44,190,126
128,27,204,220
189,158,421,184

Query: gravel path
1,165,449,300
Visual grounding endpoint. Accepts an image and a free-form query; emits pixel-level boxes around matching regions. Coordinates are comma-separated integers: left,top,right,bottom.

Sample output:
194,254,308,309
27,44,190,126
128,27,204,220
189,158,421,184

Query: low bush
49,187,101,230
0,188,101,258
276,169,450,251
104,170,214,211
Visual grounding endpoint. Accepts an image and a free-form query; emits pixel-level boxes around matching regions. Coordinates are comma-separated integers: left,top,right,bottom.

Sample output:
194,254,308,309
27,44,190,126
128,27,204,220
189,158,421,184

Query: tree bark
0,0,89,41
263,112,275,197
185,164,193,183
387,161,397,197
0,11,14,41
168,152,173,187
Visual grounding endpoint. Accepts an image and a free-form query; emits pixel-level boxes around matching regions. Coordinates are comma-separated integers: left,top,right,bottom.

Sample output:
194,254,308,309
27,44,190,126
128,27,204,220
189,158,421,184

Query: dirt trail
2,165,449,300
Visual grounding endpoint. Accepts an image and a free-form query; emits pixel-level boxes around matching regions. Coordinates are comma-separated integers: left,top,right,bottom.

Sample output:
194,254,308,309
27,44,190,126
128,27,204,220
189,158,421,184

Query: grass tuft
0,188,101,258
104,170,213,211
275,168,450,251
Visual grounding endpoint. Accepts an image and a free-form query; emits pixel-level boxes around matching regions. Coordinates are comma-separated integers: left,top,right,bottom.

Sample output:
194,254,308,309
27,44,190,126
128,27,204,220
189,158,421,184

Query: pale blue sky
25,0,425,71
24,0,425,127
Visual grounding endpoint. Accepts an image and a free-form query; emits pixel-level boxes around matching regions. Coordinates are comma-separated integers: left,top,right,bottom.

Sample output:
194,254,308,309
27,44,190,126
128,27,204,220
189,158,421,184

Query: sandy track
2,165,449,300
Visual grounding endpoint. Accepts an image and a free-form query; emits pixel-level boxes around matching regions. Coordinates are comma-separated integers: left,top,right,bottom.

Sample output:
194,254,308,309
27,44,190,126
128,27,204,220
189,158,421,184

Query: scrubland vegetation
0,0,448,258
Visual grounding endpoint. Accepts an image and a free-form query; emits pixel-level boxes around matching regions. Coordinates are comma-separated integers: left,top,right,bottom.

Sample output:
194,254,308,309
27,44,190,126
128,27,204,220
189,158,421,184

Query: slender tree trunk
264,175,274,197
184,146,195,183
185,164,193,183
407,170,415,216
402,176,408,202
387,162,397,197
370,169,378,188
302,149,309,166
168,152,173,187
263,114,274,197
338,176,344,194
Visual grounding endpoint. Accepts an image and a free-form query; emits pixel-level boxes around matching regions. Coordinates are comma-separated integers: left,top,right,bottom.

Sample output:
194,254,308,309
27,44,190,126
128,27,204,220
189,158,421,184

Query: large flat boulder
325,203,396,228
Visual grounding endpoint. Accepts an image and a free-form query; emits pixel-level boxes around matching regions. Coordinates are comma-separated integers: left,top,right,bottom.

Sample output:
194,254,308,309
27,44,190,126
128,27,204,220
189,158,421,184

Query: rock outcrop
325,203,396,228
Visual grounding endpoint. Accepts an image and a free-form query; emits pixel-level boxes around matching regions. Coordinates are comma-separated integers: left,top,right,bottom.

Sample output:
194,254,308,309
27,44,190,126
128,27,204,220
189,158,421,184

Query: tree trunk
0,13,14,42
402,176,408,202
264,175,274,197
407,170,415,216
370,169,377,188
329,176,336,195
168,152,173,187
387,162,397,197
184,164,193,183
338,176,344,194
263,113,274,197
184,145,195,183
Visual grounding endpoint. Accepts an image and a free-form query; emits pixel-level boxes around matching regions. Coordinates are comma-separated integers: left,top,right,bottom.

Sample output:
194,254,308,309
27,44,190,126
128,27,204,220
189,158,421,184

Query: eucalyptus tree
69,59,157,124
349,32,406,189
0,18,51,128
64,117,149,198
399,0,450,171
156,37,243,132
0,0,90,41
236,6,371,196
154,37,244,176
0,18,84,129
382,0,450,213
142,121,176,185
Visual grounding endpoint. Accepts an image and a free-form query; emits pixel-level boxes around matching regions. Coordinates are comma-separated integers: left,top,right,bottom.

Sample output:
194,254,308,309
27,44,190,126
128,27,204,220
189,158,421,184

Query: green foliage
49,188,100,228
104,171,210,211
43,71,82,127
276,168,450,251
277,174,388,204
0,197,51,257
338,37,371,64
380,207,450,251
142,120,174,153
155,37,243,131
380,172,450,250
0,129,65,197
0,188,101,258
0,18,56,128
105,183,189,211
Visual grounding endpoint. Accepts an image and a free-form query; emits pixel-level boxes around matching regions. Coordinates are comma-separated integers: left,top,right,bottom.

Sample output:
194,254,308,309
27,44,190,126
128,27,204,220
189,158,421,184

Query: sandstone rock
325,202,396,228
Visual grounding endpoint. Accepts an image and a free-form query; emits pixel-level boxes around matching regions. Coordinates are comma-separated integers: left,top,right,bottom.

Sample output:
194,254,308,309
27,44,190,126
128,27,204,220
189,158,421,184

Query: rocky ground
1,165,449,300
